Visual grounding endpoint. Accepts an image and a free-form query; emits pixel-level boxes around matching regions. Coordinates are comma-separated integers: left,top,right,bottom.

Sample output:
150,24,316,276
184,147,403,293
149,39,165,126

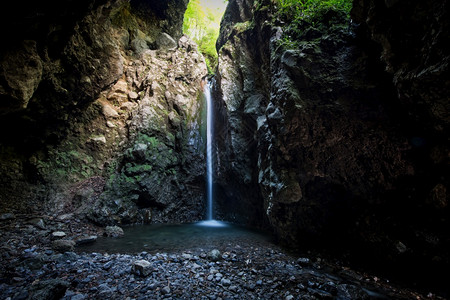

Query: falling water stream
205,80,214,221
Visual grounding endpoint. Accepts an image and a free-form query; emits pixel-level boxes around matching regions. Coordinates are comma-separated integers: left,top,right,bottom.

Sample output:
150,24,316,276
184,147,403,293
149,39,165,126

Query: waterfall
198,79,226,228
204,80,214,220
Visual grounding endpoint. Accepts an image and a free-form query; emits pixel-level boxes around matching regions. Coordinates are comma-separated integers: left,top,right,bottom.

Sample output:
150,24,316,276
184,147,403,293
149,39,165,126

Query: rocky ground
0,213,446,300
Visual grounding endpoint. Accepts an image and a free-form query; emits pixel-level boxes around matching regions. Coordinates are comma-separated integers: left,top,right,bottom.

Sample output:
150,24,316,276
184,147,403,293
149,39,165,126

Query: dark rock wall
212,0,271,225
214,0,449,287
0,0,208,224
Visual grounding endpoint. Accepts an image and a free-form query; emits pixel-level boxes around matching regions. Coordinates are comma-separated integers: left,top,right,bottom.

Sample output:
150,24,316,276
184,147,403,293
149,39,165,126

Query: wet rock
29,218,46,230
104,226,124,238
132,260,153,277
75,235,97,246
28,279,69,300
161,286,171,295
220,278,231,286
208,249,221,261
52,240,75,253
52,231,67,239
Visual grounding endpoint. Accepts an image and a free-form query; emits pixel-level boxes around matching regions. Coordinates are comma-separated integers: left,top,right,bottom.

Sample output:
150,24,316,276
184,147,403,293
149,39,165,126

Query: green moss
126,164,153,175
233,21,253,34
36,148,96,183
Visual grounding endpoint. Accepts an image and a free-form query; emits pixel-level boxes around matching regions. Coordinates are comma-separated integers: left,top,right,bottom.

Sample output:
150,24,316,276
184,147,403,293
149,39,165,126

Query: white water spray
204,80,214,221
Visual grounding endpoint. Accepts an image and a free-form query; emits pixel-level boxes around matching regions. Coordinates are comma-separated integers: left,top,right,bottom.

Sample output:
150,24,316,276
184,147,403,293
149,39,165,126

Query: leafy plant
275,0,352,49
183,0,227,73
278,0,352,21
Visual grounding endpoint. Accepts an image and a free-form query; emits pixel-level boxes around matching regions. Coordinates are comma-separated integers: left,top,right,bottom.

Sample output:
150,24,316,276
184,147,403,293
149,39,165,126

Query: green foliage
277,0,352,22
275,0,352,49
183,0,227,73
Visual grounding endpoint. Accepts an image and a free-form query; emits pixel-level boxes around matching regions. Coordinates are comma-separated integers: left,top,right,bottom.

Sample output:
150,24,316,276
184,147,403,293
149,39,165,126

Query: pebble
52,231,67,239
132,260,153,276
0,216,437,300
161,286,171,295
0,213,15,220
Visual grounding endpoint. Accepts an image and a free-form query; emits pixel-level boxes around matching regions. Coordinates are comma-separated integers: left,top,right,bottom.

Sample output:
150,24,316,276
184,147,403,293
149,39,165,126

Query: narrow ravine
0,0,448,298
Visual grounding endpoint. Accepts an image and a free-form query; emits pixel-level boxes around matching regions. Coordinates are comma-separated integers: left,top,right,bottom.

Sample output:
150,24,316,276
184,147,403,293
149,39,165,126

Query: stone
102,103,119,118
161,286,171,295
156,32,177,50
57,214,73,221
105,226,124,238
207,249,221,261
28,279,69,300
128,91,139,100
132,260,153,276
29,218,46,230
0,213,15,220
297,257,311,266
220,278,231,286
52,240,75,253
131,38,149,55
132,143,148,161
112,80,128,94
52,231,66,239
90,135,107,144
120,102,136,111
396,241,407,254
75,235,98,245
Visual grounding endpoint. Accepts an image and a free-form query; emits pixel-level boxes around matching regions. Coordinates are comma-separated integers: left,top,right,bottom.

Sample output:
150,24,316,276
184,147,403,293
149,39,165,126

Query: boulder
52,240,75,253
156,32,177,50
132,260,153,276
104,226,124,238
28,279,69,300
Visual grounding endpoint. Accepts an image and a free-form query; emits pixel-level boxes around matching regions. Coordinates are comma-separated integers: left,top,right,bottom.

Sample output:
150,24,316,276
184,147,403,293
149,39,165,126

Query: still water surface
77,221,272,254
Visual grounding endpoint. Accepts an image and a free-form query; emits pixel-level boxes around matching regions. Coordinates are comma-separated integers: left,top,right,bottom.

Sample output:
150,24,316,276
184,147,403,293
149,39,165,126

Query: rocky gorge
0,0,449,299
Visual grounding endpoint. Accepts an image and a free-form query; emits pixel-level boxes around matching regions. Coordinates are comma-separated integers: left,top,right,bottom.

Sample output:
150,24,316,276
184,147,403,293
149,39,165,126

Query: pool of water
77,221,272,254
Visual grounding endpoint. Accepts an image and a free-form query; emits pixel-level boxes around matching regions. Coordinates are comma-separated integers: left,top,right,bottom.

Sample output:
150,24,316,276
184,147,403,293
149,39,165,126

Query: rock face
0,0,207,224
214,0,448,281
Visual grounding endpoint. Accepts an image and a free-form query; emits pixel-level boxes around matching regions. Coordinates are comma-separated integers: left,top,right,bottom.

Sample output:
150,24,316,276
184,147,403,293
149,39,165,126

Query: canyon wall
214,0,449,284
0,0,208,224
